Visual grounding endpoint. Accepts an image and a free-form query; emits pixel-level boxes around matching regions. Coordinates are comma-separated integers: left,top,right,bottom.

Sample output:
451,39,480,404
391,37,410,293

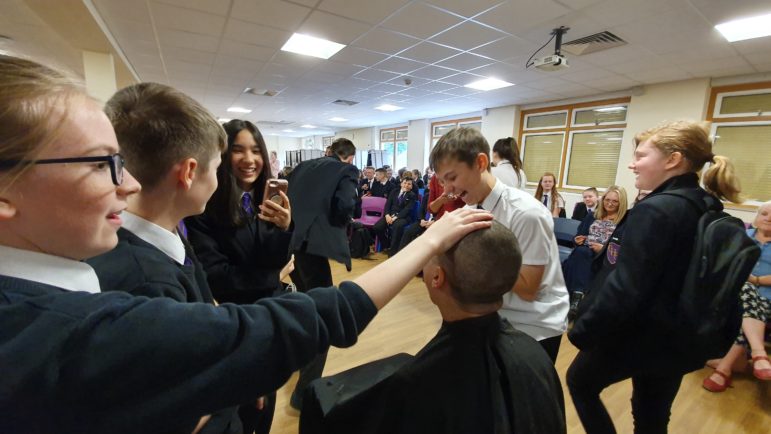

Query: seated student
372,176,417,254
185,119,292,305
534,172,566,217
562,186,627,320
411,168,425,190
369,168,391,198
362,222,565,434
571,187,599,221
358,166,376,197
0,54,494,434
430,127,569,363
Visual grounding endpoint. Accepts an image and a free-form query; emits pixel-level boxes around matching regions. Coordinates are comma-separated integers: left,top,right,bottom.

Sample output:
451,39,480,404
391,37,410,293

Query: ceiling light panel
375,104,404,111
281,33,346,59
464,77,514,91
715,13,771,42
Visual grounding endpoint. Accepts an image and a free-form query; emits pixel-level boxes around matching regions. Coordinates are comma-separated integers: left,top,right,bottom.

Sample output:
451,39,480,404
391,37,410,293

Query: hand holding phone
259,180,291,229
263,179,288,207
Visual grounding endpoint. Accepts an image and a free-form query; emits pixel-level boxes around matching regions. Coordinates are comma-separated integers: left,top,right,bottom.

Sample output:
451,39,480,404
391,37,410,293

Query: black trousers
539,334,562,364
289,250,334,410
393,222,426,256
567,347,683,434
371,216,410,251
237,392,276,434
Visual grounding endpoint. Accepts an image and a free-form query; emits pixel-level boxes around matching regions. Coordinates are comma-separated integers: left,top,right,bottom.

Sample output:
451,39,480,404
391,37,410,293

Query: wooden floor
270,253,771,434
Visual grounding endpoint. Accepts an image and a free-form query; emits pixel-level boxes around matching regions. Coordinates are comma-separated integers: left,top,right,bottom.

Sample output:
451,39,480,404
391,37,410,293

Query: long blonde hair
595,185,628,224
0,55,86,189
634,120,742,203
534,172,563,213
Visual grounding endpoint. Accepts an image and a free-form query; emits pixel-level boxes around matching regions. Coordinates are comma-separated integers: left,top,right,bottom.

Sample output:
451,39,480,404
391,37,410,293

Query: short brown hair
105,82,226,191
430,127,490,172
331,138,356,159
438,221,522,305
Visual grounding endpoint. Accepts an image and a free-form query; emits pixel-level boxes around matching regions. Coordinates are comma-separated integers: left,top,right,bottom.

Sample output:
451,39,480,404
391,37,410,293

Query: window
322,136,333,146
519,98,629,190
431,117,483,149
380,127,408,169
708,82,771,205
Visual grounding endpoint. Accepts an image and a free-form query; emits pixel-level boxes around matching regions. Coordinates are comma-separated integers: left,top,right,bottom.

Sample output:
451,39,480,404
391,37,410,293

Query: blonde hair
534,172,563,213
595,185,628,224
0,55,87,188
634,120,742,203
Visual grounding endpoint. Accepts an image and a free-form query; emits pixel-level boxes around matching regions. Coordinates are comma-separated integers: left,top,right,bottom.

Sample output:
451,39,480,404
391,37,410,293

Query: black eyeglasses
0,153,125,186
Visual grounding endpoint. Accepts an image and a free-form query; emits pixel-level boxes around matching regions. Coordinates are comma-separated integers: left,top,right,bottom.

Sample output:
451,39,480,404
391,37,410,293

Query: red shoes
702,369,732,392
752,355,771,381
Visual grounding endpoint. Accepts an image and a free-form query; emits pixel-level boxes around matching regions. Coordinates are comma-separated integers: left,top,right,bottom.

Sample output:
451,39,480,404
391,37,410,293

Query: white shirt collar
479,178,505,212
121,211,186,265
0,244,101,293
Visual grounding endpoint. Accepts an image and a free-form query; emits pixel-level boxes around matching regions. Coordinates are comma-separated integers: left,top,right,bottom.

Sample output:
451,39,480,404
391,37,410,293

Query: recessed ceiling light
716,13,771,42
329,117,348,122
594,106,627,112
227,107,252,113
464,77,514,91
282,129,295,133
218,118,232,123
281,33,346,59
301,124,316,128
375,104,404,112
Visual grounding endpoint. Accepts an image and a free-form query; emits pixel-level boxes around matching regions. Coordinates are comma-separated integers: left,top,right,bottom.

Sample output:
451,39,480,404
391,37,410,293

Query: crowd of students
0,54,767,434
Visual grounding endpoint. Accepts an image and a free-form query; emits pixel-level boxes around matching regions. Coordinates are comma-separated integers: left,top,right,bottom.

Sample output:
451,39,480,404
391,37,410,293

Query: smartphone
263,179,288,207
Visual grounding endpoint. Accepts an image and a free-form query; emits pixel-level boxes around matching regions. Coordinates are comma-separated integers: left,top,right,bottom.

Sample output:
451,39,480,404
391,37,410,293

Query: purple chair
356,196,387,252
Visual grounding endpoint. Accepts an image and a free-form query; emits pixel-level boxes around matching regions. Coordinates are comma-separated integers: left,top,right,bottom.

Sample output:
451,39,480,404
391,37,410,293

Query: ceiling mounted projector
527,26,570,72
534,54,569,71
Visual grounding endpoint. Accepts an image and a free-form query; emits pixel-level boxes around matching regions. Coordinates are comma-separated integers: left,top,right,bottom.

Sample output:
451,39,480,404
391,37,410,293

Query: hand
588,242,603,253
258,191,291,230
362,183,369,190
421,208,493,255
255,396,266,411
385,215,394,225
419,219,430,228
424,220,434,228
574,235,586,245
280,255,295,282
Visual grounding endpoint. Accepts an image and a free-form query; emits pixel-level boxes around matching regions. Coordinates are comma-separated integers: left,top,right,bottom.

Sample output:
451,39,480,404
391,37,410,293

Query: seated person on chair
571,187,599,221
369,168,391,198
371,176,417,253
373,221,565,434
703,201,771,392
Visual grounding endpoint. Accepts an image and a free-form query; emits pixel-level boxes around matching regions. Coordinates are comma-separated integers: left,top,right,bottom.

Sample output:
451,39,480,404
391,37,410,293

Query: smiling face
3,98,141,259
754,202,771,233
230,129,263,191
628,138,672,191
583,191,598,208
434,156,487,205
401,178,413,192
602,191,620,214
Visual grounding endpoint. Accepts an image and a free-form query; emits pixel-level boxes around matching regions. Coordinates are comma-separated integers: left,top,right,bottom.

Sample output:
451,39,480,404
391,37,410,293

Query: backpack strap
658,189,721,215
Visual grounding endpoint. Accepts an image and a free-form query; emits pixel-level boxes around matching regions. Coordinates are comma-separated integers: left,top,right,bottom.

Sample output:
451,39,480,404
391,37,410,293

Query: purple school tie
242,192,254,217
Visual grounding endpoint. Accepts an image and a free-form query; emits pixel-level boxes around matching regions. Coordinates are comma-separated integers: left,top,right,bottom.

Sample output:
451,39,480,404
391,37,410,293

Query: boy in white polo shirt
429,127,569,362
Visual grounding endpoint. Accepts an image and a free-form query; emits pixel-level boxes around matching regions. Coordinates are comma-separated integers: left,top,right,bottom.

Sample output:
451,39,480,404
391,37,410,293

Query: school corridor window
380,127,408,169
519,98,629,191
708,82,771,205
431,117,482,149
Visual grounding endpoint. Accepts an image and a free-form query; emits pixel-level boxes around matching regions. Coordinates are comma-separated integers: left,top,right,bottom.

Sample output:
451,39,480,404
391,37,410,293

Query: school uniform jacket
0,276,376,434
369,181,391,198
185,212,292,304
571,203,592,221
384,189,418,221
287,156,359,270
569,173,714,372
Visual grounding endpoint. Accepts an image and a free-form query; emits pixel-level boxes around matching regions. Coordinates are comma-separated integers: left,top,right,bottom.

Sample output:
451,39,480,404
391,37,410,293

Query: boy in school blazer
372,177,418,253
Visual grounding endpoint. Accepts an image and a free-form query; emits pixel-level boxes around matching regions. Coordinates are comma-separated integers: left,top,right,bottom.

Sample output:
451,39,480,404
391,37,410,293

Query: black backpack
349,225,372,259
662,190,761,362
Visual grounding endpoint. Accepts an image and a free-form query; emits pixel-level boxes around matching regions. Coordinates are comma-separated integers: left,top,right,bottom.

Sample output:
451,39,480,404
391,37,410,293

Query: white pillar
82,51,117,104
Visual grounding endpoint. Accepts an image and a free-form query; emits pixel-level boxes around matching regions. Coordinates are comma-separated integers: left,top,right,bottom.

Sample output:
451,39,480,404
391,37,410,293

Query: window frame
430,117,483,150
707,81,771,209
520,131,567,187
518,97,630,192
522,109,569,131
571,103,629,127
379,126,408,169
712,88,771,119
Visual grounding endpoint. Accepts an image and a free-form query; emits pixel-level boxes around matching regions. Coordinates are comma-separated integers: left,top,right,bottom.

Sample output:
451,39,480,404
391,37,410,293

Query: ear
476,153,489,172
431,263,447,290
176,158,198,191
665,151,685,170
0,197,17,220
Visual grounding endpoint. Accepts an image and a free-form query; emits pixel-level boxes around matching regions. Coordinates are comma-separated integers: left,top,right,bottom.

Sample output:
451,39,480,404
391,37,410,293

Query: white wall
481,104,519,146
264,136,301,168
334,127,376,150
407,119,429,171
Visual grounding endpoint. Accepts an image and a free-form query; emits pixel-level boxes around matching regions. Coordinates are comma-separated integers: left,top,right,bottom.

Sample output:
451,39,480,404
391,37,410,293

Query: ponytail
702,155,742,203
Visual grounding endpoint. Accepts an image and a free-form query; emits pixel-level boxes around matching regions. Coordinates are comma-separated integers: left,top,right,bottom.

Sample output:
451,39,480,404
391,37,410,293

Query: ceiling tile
318,0,411,25
430,21,507,51
435,52,495,71
94,0,152,24
330,46,389,67
625,66,693,83
394,87,438,98
158,29,220,52
381,3,464,39
470,36,538,62
475,0,571,35
386,75,431,87
373,56,426,74
368,82,407,93
150,2,226,36
231,0,310,30
351,28,420,55
164,47,217,65
439,86,482,97
439,72,485,86
425,0,506,18
298,10,371,45
313,61,365,76
354,68,402,82
224,18,292,47
411,64,458,80
153,0,228,16
218,40,277,62
582,0,678,28
398,41,463,64
414,80,459,92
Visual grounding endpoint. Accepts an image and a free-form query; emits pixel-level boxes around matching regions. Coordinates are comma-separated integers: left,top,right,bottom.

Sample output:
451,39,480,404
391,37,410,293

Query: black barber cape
305,313,566,434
